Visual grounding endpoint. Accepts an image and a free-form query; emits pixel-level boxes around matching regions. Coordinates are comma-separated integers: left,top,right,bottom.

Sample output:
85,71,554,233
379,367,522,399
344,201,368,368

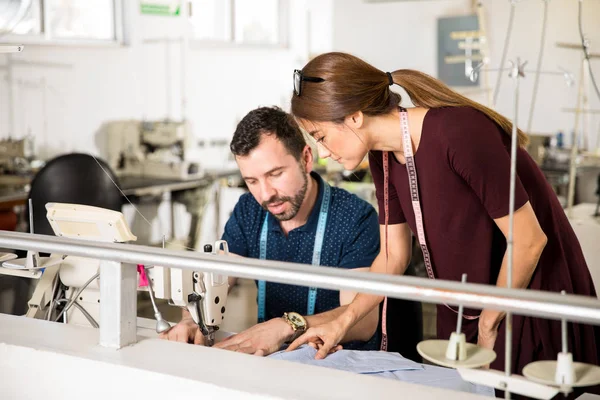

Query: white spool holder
416,274,497,369
522,291,600,394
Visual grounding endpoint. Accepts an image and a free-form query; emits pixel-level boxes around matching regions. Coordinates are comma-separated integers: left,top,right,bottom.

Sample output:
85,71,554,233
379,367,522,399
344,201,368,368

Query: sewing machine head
145,240,229,345
182,241,229,345
110,120,203,180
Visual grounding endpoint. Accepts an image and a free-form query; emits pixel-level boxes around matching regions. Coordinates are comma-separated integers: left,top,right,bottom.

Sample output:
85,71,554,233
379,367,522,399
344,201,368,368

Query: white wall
332,0,600,143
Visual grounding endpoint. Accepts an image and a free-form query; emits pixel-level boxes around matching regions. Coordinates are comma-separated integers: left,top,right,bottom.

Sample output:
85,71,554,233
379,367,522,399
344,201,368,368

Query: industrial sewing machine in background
0,203,229,345
0,137,41,186
106,120,203,181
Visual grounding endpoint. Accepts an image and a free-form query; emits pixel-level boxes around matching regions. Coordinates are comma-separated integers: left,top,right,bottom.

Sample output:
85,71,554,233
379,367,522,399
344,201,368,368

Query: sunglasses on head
293,69,324,96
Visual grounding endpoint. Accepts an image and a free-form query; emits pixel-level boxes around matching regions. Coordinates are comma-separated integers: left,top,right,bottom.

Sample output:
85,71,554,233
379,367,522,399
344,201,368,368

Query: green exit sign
141,2,181,16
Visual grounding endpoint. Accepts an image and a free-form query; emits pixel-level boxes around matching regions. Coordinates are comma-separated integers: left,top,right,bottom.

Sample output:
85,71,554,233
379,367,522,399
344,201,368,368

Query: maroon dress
369,107,599,394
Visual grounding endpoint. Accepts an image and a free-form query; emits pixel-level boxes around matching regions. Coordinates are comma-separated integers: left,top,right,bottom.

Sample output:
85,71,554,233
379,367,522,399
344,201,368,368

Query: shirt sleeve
368,151,406,224
443,108,529,219
220,200,250,257
339,202,381,269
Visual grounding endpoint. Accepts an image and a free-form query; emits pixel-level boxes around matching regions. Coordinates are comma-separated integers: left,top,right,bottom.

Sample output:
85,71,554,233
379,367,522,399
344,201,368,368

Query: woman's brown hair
291,52,528,147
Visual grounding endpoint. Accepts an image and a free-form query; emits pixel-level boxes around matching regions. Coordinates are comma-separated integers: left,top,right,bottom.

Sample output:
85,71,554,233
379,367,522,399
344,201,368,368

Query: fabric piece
270,345,422,374
269,346,494,397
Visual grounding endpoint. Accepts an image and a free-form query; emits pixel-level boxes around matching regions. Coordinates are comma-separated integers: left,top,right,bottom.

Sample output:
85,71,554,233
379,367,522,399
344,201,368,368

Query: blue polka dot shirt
221,172,381,350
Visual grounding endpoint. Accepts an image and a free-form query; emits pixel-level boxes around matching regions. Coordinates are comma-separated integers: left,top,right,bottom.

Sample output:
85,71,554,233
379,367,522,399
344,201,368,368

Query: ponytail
291,52,528,147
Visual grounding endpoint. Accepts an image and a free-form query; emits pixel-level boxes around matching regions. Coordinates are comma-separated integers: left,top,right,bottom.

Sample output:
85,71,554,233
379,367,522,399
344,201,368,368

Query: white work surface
0,313,490,400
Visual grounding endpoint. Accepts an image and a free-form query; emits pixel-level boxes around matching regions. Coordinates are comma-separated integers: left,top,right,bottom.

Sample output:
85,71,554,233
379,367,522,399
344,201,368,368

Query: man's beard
261,172,308,221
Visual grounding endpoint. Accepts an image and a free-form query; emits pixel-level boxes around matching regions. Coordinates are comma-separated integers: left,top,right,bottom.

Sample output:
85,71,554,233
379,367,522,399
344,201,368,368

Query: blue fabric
270,345,423,374
221,172,380,350
269,346,495,397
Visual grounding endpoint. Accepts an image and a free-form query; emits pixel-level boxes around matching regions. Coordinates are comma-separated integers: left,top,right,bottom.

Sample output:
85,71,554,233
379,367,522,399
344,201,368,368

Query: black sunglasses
293,69,324,96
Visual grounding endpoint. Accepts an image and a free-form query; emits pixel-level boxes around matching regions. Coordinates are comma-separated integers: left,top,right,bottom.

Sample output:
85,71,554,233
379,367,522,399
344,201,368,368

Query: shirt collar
267,171,325,233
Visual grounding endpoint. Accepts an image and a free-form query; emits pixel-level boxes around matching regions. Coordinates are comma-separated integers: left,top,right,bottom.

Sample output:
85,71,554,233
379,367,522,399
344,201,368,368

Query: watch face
287,312,307,329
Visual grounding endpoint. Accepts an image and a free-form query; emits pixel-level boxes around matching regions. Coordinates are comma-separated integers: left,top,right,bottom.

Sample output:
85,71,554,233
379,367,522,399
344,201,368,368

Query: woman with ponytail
287,52,599,395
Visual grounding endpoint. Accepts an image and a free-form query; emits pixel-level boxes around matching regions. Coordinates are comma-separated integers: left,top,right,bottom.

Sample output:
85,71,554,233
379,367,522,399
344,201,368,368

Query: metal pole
7,54,15,137
456,274,467,334
561,291,568,354
165,40,172,120
504,60,522,400
567,58,585,216
1,231,599,326
525,0,549,134
492,0,517,108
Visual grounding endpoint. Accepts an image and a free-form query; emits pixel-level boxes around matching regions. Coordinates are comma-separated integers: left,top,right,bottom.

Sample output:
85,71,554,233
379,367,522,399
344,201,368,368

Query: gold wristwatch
282,312,307,342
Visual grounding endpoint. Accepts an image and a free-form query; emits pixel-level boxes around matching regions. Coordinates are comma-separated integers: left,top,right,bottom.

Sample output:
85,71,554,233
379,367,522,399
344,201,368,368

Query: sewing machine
111,120,203,180
140,239,229,345
0,203,228,344
0,137,36,185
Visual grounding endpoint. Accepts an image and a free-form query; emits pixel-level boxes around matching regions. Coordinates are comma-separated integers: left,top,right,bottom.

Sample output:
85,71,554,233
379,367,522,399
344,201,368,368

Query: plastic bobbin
417,274,497,369
523,291,600,394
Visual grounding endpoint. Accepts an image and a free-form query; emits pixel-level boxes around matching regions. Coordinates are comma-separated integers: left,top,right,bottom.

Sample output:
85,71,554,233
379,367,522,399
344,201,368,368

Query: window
0,0,121,43
48,0,116,41
0,0,43,35
189,0,284,46
233,0,279,45
190,0,232,42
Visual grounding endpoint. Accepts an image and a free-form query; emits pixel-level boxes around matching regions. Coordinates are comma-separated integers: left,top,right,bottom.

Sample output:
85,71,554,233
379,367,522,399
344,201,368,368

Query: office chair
27,153,122,235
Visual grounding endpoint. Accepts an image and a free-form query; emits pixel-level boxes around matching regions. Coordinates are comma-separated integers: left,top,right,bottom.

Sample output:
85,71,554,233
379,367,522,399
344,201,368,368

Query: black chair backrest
28,153,122,236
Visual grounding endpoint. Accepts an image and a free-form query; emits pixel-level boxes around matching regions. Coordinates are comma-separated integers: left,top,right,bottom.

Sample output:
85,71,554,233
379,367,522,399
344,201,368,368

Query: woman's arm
339,223,413,331
478,201,547,348
287,223,412,358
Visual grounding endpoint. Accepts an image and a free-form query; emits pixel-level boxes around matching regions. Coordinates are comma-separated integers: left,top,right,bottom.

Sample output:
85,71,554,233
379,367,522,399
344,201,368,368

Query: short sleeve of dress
442,108,529,219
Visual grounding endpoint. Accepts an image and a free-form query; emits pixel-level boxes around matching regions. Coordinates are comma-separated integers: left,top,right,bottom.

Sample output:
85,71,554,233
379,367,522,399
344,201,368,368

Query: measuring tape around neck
380,108,478,343
257,181,331,323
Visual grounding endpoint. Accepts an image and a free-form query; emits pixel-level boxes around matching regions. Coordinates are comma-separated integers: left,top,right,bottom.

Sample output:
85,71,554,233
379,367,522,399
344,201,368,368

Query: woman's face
299,119,369,171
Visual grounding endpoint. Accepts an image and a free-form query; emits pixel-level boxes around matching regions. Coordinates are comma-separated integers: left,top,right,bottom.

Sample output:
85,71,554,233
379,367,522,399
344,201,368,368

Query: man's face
236,134,310,221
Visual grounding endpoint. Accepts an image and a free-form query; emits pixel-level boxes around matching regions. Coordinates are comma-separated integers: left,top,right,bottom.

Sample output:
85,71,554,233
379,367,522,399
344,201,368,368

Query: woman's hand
286,318,348,359
477,309,504,367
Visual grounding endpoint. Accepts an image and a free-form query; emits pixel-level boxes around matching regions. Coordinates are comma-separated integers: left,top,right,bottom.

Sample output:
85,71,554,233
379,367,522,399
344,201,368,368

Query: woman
286,52,599,394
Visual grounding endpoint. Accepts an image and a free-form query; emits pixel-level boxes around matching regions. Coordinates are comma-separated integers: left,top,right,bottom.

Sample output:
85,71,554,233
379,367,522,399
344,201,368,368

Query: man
161,106,380,355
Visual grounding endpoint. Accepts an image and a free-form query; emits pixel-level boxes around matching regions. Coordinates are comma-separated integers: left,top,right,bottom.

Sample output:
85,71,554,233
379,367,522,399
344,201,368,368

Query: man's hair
230,106,307,160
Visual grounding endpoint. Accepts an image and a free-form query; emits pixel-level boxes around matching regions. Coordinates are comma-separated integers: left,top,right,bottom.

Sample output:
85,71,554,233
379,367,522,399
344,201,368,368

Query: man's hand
287,317,348,359
159,317,205,345
214,318,294,356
